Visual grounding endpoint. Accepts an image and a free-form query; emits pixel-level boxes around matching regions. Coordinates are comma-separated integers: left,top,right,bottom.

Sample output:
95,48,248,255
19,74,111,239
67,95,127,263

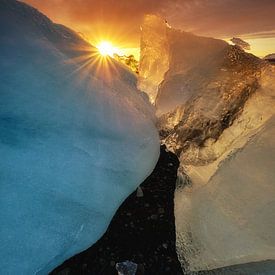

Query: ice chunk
136,186,144,197
175,116,275,271
0,1,159,274
139,14,275,272
116,260,138,275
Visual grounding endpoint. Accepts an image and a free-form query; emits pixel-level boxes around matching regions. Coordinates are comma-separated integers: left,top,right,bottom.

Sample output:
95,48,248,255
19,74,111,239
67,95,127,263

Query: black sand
51,145,183,275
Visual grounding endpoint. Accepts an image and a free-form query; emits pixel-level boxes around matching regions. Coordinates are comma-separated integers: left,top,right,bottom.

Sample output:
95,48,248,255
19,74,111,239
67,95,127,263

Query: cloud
241,30,275,39
163,0,275,38
22,0,171,44
23,0,275,46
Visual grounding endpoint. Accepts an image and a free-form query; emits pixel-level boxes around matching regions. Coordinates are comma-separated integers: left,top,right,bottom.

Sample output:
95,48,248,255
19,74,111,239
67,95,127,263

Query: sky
22,0,275,58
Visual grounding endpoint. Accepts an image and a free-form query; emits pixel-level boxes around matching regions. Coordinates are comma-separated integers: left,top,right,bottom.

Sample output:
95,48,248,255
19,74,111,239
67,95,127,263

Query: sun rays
63,43,122,88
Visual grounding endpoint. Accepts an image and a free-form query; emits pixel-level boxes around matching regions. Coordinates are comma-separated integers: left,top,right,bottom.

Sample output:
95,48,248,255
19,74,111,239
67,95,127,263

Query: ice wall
0,1,159,274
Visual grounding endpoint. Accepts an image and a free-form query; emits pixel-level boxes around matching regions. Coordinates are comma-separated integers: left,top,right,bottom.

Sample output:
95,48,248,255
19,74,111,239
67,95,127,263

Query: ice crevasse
0,1,159,274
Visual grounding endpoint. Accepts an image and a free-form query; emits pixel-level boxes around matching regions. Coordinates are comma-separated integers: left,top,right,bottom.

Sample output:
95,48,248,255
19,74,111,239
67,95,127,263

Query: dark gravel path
51,145,183,275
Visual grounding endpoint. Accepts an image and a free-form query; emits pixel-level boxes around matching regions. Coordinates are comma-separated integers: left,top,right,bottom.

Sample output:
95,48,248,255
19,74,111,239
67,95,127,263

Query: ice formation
139,15,275,272
138,15,169,104
175,114,275,271
0,1,159,274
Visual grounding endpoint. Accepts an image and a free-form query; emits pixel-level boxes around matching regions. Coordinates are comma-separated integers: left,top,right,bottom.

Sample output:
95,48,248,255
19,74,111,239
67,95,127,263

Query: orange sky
22,0,275,57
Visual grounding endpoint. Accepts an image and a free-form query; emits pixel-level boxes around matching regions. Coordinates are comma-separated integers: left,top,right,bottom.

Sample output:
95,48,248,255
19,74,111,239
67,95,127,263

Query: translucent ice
175,116,275,271
139,14,275,272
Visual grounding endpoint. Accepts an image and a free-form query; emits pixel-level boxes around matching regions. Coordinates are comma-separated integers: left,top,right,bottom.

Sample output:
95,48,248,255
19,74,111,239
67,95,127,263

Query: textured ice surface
175,116,275,271
139,15,275,273
0,1,159,274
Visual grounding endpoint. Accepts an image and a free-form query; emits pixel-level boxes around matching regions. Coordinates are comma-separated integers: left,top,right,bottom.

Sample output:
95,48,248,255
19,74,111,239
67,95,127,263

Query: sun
97,41,119,57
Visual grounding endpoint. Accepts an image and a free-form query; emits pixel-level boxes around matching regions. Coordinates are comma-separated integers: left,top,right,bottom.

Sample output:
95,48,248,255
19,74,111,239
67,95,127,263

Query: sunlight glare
97,41,119,57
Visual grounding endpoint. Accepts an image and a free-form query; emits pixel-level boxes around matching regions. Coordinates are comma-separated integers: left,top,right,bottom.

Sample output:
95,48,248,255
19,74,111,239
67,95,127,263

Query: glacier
139,15,275,273
0,1,159,274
